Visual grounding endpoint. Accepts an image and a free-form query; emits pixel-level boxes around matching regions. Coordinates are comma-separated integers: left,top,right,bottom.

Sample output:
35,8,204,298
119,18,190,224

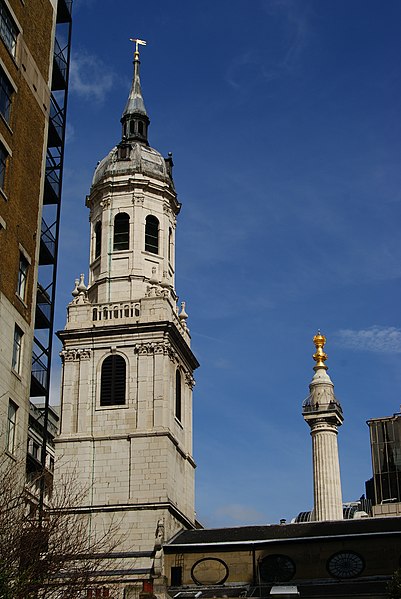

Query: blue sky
53,0,401,526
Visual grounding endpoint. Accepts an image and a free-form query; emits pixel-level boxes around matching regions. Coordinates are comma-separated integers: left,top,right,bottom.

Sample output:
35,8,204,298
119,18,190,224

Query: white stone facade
0,293,32,468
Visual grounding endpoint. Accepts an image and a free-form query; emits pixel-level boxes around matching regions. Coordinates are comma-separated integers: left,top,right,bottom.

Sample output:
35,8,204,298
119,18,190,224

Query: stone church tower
55,43,199,590
302,332,344,521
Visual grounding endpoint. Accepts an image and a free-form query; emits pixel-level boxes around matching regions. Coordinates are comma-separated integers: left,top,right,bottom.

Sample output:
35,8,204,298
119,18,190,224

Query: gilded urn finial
313,330,328,369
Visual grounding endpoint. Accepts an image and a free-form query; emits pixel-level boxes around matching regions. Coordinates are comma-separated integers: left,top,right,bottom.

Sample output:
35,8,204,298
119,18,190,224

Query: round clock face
327,552,364,579
259,554,296,583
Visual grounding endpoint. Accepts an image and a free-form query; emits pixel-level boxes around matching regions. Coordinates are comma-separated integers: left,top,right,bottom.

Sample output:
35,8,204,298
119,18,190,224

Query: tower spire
303,331,344,521
121,38,149,144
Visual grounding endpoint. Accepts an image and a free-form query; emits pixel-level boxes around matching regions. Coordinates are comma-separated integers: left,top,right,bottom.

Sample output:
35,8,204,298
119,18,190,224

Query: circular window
191,558,229,585
327,551,364,579
259,554,296,583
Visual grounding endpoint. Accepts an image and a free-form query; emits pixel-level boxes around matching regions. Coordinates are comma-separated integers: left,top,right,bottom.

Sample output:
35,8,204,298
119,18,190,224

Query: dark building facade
164,518,401,599
366,412,401,518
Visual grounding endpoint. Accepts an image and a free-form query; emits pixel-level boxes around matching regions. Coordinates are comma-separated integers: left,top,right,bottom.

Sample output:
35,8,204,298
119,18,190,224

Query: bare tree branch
0,453,125,598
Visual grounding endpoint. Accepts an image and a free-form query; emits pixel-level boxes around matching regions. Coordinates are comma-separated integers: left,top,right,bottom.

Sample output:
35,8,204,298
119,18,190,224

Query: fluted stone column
303,332,344,521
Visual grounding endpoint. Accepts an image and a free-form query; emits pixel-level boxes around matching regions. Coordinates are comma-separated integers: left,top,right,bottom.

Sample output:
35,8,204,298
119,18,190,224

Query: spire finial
122,38,149,143
313,330,328,369
129,37,147,61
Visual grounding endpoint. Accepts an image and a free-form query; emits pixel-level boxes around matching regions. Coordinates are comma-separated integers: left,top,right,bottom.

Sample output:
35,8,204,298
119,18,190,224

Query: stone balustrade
92,301,140,322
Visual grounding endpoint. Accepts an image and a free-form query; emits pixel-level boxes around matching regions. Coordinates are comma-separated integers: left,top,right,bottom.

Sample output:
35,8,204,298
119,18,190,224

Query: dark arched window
168,227,173,263
113,213,129,251
175,369,182,421
100,355,126,406
95,221,102,258
145,215,159,254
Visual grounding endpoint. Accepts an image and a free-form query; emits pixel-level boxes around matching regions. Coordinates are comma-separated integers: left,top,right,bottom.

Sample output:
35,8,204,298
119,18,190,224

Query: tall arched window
95,221,102,259
145,215,159,254
100,355,126,406
168,227,173,263
113,213,129,251
175,369,182,421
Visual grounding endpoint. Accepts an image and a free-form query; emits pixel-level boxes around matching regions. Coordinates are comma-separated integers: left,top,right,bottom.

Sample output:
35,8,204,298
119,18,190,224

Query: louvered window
95,221,101,258
113,213,129,251
100,355,126,406
145,215,159,254
175,369,182,421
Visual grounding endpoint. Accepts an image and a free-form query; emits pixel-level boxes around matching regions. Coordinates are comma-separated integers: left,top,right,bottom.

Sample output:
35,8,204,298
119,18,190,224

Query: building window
31,440,40,460
168,227,173,263
0,67,13,123
12,324,23,373
94,220,102,258
259,554,296,583
100,354,126,406
175,369,182,421
0,1,17,57
17,253,28,300
145,215,159,254
113,213,129,251
327,551,364,579
86,589,110,599
0,142,8,190
6,400,17,454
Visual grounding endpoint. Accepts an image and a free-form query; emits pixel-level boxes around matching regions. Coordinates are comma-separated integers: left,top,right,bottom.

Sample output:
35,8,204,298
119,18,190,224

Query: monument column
303,332,344,521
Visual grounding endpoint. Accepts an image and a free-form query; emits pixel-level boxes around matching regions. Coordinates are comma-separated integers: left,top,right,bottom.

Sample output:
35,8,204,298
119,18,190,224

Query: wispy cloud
226,0,311,90
71,0,95,11
214,503,266,525
213,358,232,370
65,122,75,143
69,51,115,103
335,326,401,354
263,0,310,70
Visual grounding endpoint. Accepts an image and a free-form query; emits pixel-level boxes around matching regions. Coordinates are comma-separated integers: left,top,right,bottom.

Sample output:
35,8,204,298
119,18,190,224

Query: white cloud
69,51,115,103
335,326,401,354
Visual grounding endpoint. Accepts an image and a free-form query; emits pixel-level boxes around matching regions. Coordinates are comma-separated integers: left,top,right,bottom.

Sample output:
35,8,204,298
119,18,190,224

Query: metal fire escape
29,0,72,509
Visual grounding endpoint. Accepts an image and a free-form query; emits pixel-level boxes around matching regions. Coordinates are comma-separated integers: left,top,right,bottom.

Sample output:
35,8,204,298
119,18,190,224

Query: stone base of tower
51,455,194,596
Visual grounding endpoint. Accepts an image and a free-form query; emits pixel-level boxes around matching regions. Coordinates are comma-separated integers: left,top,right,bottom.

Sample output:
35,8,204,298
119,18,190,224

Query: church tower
55,42,199,590
302,332,343,521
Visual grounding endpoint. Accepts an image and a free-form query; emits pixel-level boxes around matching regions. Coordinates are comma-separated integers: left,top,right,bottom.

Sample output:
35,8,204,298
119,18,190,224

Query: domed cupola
120,38,150,145
91,39,176,191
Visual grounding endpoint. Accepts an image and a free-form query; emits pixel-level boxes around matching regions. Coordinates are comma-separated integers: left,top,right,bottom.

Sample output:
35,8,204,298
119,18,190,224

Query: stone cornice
59,501,196,530
87,176,179,214
57,321,199,371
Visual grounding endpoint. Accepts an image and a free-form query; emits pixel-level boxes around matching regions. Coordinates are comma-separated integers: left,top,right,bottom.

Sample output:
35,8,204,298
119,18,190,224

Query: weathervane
129,37,147,60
